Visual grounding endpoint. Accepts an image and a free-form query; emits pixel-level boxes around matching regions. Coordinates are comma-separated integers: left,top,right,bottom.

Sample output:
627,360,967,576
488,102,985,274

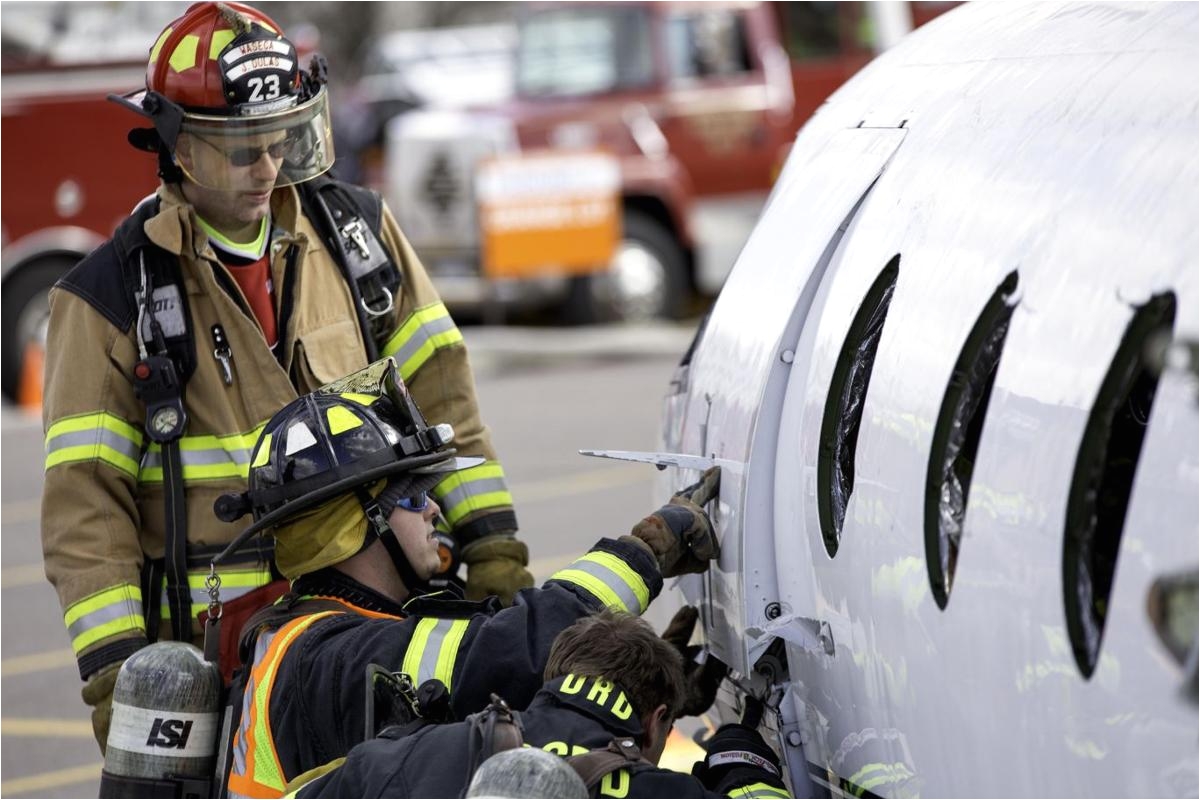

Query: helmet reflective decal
284,421,318,455
218,27,300,116
327,406,365,436
250,433,273,468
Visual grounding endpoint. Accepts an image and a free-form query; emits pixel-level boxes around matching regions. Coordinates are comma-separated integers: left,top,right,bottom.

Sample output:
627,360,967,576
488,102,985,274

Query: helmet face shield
174,88,334,190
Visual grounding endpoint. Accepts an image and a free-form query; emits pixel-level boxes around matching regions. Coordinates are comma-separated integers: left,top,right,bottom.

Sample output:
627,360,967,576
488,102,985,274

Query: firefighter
213,358,724,797
291,609,791,799
40,1,530,754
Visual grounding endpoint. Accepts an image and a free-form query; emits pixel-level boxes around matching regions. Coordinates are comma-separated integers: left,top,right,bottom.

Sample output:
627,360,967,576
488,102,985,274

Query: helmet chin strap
355,487,426,596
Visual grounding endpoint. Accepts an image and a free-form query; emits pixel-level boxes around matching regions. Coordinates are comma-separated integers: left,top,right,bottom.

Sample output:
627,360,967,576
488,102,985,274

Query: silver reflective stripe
46,427,141,461
388,313,457,371
561,558,642,615
435,476,509,514
414,619,457,687
141,446,252,470
66,595,143,644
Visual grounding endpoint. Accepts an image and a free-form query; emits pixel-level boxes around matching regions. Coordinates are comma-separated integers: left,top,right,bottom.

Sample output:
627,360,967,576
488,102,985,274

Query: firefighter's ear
173,133,195,170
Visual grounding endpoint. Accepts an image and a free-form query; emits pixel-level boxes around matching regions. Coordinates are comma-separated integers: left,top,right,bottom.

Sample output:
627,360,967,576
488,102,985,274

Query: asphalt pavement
0,321,705,797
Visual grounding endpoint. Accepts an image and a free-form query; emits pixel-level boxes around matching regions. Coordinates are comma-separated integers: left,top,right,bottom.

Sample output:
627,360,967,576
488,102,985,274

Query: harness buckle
339,218,372,261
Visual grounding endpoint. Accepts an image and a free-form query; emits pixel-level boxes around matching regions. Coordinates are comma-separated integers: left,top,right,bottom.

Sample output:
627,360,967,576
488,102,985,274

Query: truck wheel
2,258,72,403
563,210,689,324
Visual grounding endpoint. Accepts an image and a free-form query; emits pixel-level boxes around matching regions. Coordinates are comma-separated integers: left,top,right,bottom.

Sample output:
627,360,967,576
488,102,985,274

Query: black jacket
230,538,662,792
296,674,789,799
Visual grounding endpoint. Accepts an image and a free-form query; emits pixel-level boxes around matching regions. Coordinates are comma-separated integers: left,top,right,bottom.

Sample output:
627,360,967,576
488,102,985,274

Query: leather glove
461,534,533,605
660,606,729,717
81,661,123,756
692,723,784,794
630,466,720,578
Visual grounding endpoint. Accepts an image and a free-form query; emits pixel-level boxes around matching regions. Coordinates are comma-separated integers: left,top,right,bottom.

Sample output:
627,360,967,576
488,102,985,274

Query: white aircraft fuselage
657,3,1198,796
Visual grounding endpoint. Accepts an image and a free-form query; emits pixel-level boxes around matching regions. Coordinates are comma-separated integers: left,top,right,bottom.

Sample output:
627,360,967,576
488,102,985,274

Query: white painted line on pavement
2,717,93,738
1,499,40,525
2,563,46,589
2,647,74,677
513,465,650,505
0,762,100,795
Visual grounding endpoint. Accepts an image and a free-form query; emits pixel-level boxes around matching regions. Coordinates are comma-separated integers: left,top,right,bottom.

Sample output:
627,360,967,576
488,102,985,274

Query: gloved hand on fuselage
625,466,721,578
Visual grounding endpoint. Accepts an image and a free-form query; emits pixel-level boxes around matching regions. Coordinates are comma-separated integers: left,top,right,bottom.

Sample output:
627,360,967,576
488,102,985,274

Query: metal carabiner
205,564,224,622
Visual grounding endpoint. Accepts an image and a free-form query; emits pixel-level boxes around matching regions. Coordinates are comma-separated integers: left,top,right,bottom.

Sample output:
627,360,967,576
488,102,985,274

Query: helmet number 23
247,75,281,102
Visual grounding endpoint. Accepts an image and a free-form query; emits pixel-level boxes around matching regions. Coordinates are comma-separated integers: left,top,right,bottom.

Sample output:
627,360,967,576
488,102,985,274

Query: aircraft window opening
924,271,1019,609
1063,291,1177,679
817,256,900,557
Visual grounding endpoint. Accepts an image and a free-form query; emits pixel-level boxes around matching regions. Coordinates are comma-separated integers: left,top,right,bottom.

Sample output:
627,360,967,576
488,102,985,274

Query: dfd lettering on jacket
558,673,635,720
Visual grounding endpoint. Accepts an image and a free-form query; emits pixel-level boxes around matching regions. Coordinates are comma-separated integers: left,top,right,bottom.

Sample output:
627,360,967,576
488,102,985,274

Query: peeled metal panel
674,126,906,677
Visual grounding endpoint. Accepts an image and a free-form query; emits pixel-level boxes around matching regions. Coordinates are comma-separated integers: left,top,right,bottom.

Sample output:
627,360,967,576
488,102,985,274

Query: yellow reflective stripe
552,568,627,612
47,412,143,443
441,490,513,527
550,550,649,614
402,617,438,680
139,425,266,483
45,412,144,477
579,551,650,614
206,567,273,588
401,618,470,692
847,761,914,792
157,566,273,621
46,444,141,477
381,303,464,381
729,782,791,799
434,462,513,526
64,584,145,655
434,619,469,692
282,757,346,799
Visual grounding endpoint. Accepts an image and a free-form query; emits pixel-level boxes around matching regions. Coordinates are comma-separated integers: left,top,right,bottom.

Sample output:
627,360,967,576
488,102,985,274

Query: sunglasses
394,491,429,513
195,134,294,167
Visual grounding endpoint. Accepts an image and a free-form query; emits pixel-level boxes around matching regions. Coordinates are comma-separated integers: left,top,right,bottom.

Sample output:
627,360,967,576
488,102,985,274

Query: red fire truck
381,2,958,323
1,1,956,401
1,55,159,402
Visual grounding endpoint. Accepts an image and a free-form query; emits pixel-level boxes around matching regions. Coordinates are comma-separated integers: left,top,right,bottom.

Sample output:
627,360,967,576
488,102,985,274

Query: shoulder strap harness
567,737,653,793
297,175,402,359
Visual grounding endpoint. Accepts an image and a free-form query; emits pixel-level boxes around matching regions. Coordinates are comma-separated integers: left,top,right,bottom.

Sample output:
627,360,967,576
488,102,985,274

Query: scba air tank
100,642,221,798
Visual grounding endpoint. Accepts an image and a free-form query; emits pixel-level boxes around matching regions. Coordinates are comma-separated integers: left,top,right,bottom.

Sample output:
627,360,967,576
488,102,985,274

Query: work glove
81,661,123,756
660,606,729,717
629,466,721,578
692,723,785,795
462,533,534,605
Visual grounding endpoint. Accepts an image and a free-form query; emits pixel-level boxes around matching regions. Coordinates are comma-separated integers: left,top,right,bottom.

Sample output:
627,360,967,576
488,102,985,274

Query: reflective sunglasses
394,491,429,513
195,134,294,167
